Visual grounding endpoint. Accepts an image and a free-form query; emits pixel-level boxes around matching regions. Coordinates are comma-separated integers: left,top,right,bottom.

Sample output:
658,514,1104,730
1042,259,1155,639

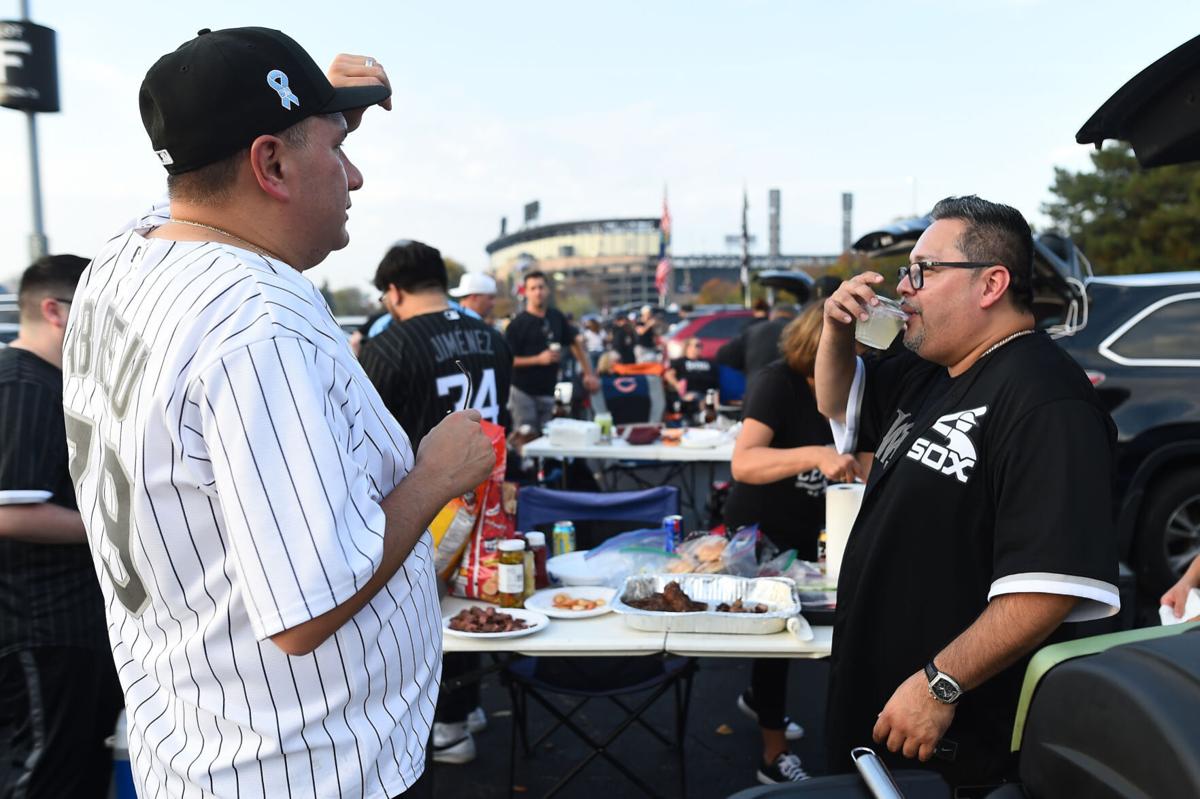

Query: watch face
931,677,960,703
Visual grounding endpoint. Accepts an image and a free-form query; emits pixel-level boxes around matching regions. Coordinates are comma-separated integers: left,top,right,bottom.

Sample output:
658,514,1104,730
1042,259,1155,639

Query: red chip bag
450,421,516,602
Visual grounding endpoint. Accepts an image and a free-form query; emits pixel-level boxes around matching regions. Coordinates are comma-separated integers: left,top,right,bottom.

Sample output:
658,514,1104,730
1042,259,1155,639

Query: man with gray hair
815,195,1118,790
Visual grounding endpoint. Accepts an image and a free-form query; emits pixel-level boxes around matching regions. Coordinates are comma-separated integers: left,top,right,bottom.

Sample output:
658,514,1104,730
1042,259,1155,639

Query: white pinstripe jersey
62,205,440,799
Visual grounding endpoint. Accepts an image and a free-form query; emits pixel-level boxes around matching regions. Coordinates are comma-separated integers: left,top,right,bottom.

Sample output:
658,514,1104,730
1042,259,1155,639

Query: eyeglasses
53,297,73,304
897,261,997,290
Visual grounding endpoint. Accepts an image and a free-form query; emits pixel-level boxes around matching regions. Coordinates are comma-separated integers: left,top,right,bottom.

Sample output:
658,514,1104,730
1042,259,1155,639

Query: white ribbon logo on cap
266,70,300,110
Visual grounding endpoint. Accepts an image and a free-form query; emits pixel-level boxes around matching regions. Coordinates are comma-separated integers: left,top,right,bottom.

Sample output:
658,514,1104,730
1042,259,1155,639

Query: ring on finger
365,57,376,67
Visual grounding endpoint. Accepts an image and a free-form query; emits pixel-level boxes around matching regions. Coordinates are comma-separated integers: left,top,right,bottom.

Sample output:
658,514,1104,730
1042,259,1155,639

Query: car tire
1136,467,1200,601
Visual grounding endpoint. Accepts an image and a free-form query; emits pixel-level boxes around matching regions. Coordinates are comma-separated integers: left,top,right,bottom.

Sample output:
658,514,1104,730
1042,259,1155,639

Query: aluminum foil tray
612,574,800,634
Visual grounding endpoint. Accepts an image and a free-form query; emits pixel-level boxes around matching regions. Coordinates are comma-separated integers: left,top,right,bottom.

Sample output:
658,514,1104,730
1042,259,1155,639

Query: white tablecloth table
441,597,832,659
442,597,666,657
521,436,733,463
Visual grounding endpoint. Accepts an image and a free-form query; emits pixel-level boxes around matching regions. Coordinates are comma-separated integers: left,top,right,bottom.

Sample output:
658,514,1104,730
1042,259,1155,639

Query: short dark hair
373,240,448,294
18,254,89,318
523,270,547,286
165,117,319,206
930,195,1034,312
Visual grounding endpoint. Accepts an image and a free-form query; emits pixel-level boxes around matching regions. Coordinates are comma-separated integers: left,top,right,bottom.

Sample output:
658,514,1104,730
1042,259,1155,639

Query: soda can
662,515,684,550
552,521,576,557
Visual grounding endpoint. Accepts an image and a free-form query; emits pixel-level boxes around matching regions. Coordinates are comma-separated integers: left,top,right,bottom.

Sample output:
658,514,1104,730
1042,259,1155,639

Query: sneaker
756,752,810,784
737,690,805,740
432,722,476,765
466,706,488,734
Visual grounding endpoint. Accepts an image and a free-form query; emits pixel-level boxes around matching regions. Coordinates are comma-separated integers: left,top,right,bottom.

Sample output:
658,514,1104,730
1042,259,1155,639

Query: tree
1043,143,1200,274
328,286,372,316
445,257,466,290
697,278,741,305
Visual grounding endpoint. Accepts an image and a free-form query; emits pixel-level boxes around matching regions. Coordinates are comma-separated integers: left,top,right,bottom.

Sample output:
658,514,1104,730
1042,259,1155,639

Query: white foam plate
443,607,550,640
525,586,617,619
0,490,52,506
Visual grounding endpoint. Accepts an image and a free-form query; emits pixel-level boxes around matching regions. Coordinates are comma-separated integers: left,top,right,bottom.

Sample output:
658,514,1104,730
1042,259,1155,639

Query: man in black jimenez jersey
360,240,513,765
362,240,513,447
815,196,1119,790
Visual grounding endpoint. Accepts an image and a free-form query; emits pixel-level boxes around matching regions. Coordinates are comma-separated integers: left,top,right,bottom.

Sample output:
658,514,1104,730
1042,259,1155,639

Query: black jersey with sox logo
826,331,1120,786
360,309,513,447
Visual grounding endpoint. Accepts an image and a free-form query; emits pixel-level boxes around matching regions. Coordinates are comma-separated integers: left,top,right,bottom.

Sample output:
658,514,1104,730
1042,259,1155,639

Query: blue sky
1,0,1197,290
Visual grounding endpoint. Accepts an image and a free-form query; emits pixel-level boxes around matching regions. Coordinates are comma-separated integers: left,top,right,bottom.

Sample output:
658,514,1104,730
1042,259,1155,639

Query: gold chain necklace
981,328,1034,359
169,218,283,262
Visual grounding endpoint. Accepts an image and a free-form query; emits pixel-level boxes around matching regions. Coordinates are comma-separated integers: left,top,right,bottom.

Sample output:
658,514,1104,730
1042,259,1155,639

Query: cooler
1013,624,1200,798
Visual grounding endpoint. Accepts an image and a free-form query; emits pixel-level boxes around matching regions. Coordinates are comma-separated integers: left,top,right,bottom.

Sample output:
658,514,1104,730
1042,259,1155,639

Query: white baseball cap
449,272,497,298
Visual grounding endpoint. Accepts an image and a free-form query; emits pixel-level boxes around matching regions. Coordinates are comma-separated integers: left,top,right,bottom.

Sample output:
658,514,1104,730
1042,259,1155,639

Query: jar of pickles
497,539,527,608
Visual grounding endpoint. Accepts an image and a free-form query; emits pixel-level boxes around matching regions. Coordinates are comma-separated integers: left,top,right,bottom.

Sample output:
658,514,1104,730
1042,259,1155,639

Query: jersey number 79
64,412,150,616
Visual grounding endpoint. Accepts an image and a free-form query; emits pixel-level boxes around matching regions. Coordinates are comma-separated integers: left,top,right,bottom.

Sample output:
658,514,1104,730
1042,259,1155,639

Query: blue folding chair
517,485,680,549
505,485,696,799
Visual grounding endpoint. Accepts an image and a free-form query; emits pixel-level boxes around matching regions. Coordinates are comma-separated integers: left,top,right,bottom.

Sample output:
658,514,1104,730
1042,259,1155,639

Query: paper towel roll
825,483,865,584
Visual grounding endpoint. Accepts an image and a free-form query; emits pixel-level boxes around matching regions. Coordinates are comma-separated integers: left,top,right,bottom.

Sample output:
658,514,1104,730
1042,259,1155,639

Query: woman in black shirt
724,304,862,784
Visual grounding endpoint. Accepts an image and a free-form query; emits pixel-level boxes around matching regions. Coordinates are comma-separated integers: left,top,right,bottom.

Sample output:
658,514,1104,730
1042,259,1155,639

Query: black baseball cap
139,27,390,175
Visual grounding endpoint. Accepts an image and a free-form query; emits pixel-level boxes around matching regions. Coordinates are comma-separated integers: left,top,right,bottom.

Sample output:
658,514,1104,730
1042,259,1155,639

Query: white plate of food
0,490,52,506
442,606,550,640
525,586,617,619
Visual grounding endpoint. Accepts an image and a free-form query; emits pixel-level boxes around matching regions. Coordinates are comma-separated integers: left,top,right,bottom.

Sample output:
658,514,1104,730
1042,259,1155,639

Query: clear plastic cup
855,296,908,350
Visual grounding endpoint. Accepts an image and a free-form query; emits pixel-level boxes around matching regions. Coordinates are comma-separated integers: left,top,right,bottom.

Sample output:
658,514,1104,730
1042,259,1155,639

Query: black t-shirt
636,322,656,347
360,309,513,447
716,317,788,382
723,360,831,555
612,326,637,364
0,347,109,654
669,357,719,395
826,332,1120,785
506,308,577,397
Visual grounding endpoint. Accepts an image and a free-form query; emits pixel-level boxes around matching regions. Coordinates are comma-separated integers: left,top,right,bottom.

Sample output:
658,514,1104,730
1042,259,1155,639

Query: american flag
655,190,672,296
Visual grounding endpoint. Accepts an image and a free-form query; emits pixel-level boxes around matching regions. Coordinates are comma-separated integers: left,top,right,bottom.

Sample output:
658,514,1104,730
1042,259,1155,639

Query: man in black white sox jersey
815,196,1119,792
0,255,124,798
61,28,494,799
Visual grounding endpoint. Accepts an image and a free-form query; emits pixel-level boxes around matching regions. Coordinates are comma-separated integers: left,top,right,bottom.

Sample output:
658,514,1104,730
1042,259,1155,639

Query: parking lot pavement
431,656,831,799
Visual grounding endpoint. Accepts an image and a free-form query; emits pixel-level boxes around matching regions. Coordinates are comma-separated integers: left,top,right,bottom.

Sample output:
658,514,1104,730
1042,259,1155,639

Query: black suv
1053,272,1200,600
853,220,1199,605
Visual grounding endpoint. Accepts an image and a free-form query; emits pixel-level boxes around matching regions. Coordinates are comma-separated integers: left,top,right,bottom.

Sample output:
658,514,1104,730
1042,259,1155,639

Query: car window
697,316,751,338
1106,294,1200,364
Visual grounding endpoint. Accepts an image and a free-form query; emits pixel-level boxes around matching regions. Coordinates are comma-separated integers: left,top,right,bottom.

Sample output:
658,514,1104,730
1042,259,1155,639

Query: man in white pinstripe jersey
62,27,494,799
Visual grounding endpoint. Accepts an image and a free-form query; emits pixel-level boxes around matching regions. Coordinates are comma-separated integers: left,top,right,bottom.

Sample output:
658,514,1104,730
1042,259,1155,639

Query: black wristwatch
924,660,963,705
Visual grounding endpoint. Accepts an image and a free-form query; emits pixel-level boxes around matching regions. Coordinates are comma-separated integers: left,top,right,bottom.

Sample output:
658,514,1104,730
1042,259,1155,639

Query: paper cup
825,483,865,584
